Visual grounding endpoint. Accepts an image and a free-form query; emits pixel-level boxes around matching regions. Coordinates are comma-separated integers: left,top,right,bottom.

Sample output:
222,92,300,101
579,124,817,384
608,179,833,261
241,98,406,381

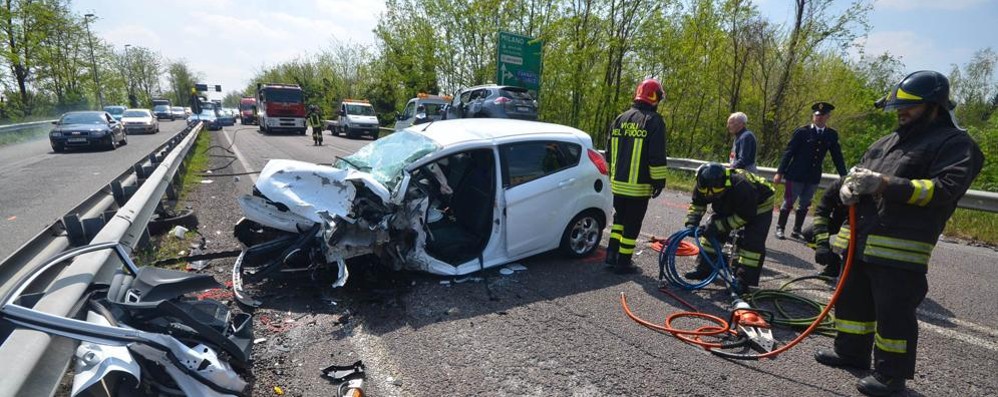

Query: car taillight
493,97,511,105
587,149,608,175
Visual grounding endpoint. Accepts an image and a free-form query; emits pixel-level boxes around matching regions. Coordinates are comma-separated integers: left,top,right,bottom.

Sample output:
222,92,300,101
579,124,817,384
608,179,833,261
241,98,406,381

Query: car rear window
123,110,149,117
501,141,581,188
500,88,534,100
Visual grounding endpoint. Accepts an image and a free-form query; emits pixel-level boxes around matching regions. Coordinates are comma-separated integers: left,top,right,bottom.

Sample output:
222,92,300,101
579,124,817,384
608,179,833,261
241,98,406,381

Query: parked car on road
329,99,379,139
444,85,538,121
103,105,127,121
394,93,449,131
233,119,611,302
189,108,222,131
50,111,127,152
170,106,187,120
216,108,237,126
121,109,159,134
153,104,174,120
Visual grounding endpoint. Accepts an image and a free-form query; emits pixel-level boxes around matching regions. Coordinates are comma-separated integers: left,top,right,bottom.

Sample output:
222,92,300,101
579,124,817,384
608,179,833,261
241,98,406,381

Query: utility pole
83,13,103,109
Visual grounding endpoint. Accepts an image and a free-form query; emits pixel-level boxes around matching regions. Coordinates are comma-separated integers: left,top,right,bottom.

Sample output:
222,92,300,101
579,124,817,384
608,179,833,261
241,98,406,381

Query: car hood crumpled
241,159,391,232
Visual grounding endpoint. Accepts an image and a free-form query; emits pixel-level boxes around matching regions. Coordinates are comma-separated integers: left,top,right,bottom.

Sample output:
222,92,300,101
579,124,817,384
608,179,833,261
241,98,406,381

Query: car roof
414,119,588,147
459,84,526,92
65,111,105,116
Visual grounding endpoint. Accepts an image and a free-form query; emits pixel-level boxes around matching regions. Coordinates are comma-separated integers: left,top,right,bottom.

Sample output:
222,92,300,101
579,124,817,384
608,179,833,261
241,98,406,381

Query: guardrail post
61,214,85,247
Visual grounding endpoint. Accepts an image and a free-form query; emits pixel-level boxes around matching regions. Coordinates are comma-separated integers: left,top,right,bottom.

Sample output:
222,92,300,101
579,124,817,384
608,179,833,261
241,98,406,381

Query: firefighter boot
613,257,639,274
856,373,906,396
775,210,790,239
814,349,870,370
603,249,618,269
791,210,807,240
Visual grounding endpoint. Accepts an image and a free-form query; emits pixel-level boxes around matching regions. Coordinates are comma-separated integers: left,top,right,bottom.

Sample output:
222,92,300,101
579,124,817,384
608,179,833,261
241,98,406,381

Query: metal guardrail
665,157,998,213
0,122,204,397
0,120,57,136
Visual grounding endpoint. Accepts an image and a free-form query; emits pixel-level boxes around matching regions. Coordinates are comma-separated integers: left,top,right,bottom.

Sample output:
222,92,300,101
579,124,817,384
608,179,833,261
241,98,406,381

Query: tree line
0,0,202,120
245,0,996,191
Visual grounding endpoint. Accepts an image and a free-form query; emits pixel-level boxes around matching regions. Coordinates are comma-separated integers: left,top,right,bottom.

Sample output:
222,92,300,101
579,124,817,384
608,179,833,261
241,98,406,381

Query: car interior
412,149,496,265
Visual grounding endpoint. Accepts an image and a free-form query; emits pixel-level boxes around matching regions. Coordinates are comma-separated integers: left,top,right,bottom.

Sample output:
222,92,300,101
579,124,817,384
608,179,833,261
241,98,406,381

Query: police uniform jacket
777,124,848,184
606,102,668,198
686,169,775,234
828,119,983,272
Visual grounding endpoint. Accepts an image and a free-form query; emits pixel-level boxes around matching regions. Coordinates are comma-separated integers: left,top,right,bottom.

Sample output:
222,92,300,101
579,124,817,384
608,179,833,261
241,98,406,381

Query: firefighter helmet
877,70,954,111
695,163,728,201
634,79,665,105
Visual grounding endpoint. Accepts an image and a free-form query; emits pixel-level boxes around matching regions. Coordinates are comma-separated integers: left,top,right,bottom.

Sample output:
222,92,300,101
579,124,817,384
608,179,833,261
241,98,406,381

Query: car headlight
91,130,107,136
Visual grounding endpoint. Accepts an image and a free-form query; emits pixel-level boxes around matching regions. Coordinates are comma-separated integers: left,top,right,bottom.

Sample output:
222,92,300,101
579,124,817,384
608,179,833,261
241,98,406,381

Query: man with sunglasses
683,163,775,292
813,71,983,396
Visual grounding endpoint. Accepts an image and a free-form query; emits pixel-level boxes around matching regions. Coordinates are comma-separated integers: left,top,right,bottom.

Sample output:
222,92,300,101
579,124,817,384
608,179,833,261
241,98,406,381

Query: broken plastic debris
439,280,451,285
453,276,483,284
507,263,528,272
499,267,515,276
274,386,284,395
254,338,267,344
171,226,189,239
200,179,214,184
205,170,213,174
445,307,460,315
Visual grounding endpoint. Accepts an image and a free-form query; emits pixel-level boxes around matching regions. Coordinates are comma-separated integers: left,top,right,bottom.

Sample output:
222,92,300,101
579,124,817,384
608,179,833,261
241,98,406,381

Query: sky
75,0,996,100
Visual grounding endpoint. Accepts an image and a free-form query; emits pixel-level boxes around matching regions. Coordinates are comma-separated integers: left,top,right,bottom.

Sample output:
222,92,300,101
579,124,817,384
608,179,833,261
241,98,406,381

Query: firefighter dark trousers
833,259,927,379
698,211,772,286
607,196,650,268
312,126,323,145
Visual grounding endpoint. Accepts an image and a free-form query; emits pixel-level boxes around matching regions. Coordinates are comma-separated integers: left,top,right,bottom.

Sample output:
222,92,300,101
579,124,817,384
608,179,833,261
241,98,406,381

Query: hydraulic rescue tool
622,206,857,360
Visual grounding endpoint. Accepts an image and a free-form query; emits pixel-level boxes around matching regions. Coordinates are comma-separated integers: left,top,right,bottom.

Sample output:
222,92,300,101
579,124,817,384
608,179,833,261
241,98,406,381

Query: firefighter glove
814,244,837,266
652,186,663,198
840,167,885,205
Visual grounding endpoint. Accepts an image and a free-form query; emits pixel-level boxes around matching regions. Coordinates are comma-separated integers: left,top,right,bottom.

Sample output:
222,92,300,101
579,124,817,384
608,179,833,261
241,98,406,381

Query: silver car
121,109,159,134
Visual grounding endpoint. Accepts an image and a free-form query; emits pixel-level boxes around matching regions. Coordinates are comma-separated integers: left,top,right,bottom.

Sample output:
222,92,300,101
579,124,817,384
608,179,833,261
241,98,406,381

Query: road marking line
221,127,257,184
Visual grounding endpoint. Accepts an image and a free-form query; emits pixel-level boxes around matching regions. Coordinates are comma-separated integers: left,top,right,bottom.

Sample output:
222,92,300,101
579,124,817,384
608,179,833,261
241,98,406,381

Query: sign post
496,32,543,97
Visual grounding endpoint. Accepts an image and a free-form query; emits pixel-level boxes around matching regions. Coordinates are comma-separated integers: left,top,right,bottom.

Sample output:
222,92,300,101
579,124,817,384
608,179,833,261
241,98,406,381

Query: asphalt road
186,123,998,396
0,120,189,259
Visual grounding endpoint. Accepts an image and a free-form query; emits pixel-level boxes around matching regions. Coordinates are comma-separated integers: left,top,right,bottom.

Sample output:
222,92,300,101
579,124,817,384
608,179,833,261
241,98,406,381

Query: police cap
812,102,835,115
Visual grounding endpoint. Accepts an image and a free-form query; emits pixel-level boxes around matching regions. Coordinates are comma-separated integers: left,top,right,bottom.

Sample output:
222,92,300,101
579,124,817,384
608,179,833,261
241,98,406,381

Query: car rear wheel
120,133,128,146
560,211,603,258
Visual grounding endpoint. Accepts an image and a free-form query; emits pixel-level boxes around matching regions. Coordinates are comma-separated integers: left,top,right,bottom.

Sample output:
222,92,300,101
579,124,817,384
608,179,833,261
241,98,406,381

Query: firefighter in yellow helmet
813,70,983,396
603,79,668,274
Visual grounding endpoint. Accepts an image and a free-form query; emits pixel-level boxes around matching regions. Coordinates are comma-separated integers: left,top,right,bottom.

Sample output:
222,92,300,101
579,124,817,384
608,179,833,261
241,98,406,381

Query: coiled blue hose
658,227,740,292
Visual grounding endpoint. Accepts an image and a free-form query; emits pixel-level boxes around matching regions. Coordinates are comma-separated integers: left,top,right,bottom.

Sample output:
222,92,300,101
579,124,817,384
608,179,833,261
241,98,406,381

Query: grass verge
134,127,211,267
664,168,998,246
0,125,51,146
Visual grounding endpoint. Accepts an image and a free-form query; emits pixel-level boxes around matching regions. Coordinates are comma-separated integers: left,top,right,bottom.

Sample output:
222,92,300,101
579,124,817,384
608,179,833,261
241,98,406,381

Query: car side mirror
396,112,402,120
51,121,57,125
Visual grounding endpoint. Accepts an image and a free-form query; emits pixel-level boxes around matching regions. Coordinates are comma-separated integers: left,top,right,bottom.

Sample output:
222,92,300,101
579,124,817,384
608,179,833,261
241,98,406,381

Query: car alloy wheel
562,212,602,257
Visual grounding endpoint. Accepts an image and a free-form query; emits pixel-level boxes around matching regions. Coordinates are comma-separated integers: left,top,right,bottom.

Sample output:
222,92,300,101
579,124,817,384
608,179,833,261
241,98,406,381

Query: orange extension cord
621,205,858,358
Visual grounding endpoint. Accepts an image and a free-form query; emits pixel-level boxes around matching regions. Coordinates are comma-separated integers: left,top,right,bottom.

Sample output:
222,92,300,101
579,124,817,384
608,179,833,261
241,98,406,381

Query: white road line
221,127,258,184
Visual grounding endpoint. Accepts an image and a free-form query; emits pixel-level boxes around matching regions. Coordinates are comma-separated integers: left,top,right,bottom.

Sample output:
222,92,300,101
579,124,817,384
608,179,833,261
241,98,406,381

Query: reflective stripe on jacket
686,169,775,232
605,102,668,198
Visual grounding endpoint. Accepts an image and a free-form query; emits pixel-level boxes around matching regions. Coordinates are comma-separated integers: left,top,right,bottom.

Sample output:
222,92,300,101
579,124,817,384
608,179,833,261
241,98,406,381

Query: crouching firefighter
684,163,774,293
813,70,983,396
604,78,669,274
308,105,324,146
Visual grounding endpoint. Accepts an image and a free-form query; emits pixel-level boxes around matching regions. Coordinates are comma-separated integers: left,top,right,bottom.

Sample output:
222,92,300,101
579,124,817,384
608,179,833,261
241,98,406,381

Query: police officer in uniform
773,102,848,240
813,71,984,396
684,163,775,292
307,105,323,146
604,78,669,274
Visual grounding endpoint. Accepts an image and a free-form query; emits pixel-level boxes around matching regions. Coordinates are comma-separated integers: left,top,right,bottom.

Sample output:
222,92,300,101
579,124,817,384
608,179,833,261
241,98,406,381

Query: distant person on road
813,71,983,397
773,101,848,240
604,78,668,274
308,105,323,146
727,111,757,173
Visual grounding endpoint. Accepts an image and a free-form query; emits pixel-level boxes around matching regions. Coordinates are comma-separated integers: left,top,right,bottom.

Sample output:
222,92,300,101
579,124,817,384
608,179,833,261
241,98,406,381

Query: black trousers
607,195,650,267
699,210,772,286
834,259,927,379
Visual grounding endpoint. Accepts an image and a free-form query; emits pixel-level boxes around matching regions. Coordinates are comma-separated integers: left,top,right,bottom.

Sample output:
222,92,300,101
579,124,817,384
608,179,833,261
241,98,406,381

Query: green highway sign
496,31,542,96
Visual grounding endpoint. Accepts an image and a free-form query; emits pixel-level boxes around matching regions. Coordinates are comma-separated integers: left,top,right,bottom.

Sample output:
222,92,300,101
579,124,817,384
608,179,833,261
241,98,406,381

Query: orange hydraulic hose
650,239,699,256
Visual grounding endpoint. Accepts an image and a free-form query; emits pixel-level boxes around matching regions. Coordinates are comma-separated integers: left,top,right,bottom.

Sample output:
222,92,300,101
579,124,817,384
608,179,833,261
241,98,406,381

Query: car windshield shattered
334,130,440,191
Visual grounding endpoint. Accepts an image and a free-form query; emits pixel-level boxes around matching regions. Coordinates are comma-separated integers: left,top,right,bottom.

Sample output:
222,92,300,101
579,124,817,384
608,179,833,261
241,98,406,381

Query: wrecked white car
233,119,613,305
